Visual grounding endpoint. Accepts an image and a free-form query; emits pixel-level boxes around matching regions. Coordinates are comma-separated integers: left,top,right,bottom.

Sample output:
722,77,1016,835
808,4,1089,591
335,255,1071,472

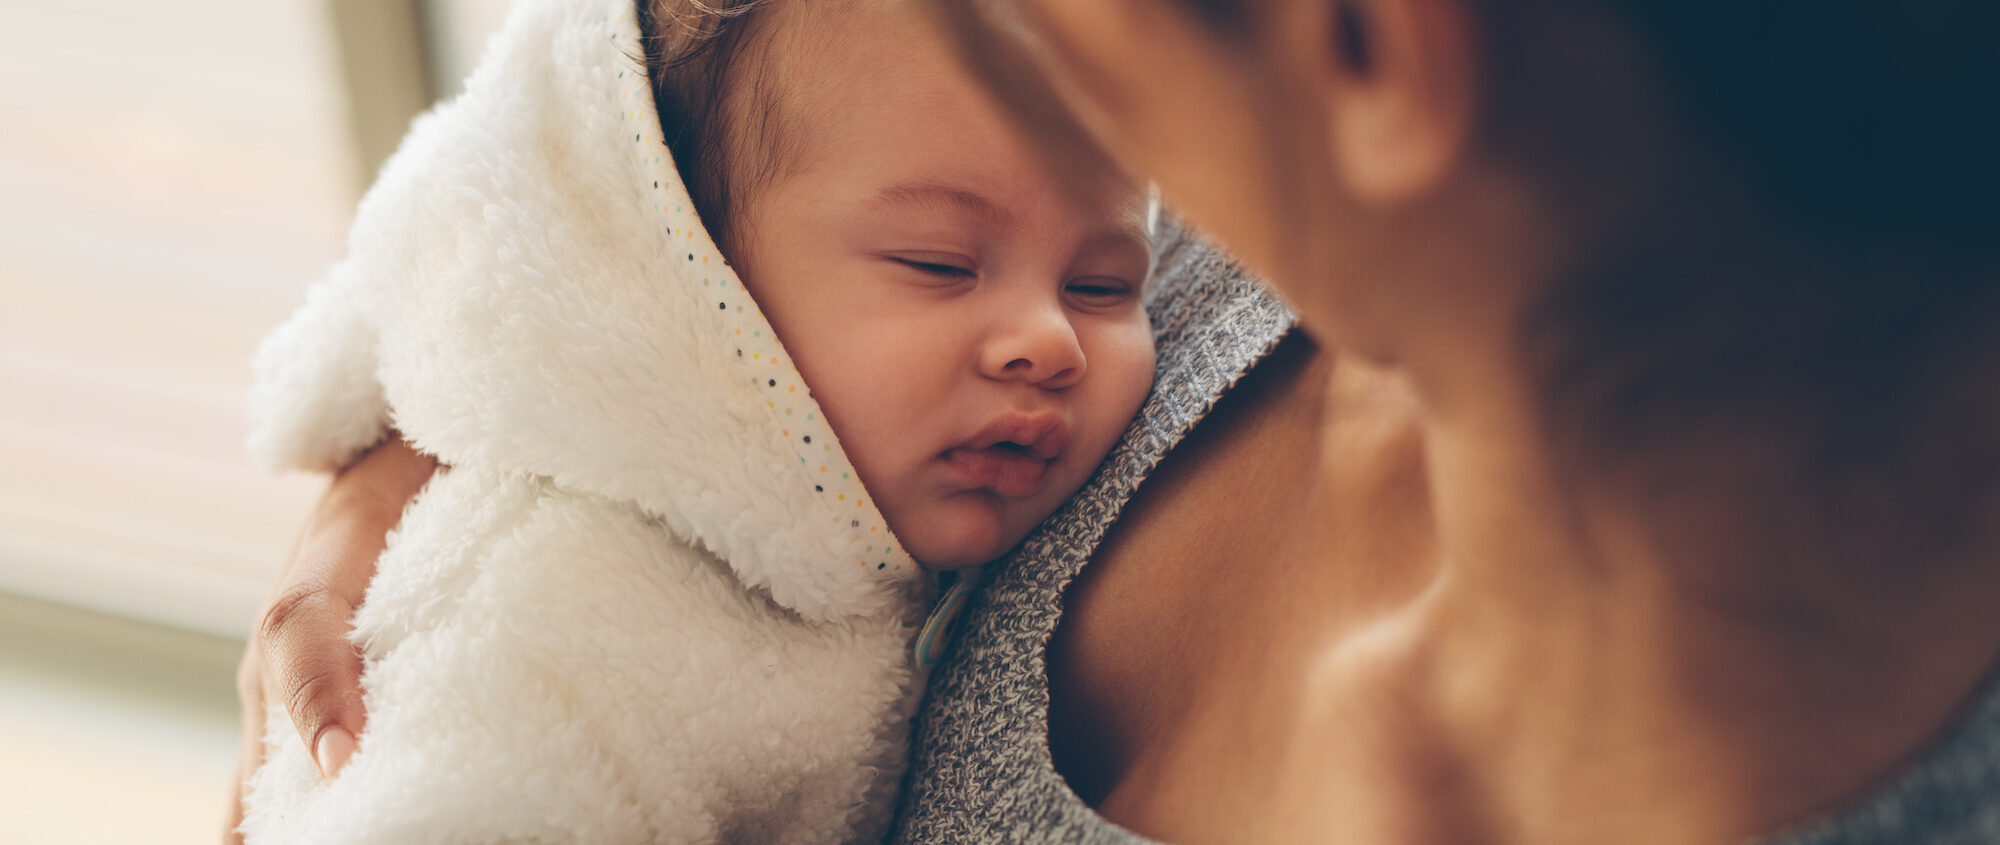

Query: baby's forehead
859,178,1153,230
738,1,1152,257
718,0,939,186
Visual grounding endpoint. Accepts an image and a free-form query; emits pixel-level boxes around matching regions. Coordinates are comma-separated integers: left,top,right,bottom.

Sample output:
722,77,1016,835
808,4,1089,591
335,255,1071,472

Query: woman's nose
980,304,1087,390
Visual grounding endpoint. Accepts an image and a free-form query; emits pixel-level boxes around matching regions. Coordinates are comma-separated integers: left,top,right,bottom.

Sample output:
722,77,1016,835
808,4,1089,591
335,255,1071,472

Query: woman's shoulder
889,219,1296,844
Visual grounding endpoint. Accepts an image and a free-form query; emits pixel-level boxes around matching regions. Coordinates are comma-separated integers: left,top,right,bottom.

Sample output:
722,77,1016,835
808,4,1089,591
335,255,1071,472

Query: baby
236,0,1155,842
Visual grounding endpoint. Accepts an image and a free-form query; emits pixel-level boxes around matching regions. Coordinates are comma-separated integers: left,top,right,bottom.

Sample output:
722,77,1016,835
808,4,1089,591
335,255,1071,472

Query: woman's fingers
258,574,367,777
223,582,365,843
242,437,438,783
226,437,434,841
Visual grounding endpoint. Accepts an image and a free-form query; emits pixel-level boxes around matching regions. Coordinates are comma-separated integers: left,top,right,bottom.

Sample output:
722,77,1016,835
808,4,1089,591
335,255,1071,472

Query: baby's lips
1021,421,1069,461
942,445,1051,497
964,411,1070,461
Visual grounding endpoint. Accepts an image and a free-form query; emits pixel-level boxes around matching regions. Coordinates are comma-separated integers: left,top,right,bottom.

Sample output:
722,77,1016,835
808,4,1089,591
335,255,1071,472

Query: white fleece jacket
238,0,933,841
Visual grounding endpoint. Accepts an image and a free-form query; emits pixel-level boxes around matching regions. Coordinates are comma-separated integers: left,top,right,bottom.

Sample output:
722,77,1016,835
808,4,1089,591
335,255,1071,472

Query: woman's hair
1474,0,2000,495
935,0,2000,505
940,0,2000,252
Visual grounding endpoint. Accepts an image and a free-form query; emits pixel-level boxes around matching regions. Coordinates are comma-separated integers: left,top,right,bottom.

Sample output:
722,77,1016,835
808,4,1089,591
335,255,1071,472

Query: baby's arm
232,207,411,841
237,472,691,845
246,262,392,474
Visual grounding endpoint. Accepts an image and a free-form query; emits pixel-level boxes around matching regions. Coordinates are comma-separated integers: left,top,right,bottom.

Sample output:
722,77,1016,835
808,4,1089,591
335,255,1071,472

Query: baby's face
732,1,1156,570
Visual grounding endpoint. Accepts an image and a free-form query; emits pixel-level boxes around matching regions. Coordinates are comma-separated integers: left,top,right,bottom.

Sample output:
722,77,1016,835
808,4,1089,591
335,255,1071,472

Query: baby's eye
1065,279,1133,305
891,257,976,279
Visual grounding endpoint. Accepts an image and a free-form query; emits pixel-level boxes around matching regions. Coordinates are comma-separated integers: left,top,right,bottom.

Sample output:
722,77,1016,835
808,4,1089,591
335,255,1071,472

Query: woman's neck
1331,345,2000,843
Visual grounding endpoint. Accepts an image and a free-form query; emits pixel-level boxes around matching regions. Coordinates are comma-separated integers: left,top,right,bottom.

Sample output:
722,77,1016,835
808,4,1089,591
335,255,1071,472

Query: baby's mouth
942,413,1070,497
941,442,1050,497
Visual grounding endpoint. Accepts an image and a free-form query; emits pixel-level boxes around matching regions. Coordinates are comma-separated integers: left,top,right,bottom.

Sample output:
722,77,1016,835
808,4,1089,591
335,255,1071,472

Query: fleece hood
248,0,925,621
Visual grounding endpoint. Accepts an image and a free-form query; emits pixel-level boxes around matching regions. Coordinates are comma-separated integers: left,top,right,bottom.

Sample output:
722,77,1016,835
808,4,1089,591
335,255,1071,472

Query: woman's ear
1309,0,1479,206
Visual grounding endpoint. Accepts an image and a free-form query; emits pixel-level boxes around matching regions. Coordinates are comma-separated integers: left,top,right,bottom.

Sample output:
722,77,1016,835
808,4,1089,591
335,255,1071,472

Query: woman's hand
224,436,437,843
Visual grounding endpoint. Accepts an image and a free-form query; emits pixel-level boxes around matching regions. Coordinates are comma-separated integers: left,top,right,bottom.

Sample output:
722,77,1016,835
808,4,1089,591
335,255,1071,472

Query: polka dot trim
606,7,919,582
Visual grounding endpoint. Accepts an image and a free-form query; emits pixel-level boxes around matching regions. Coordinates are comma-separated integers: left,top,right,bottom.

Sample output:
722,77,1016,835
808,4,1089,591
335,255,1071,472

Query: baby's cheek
788,356,906,478
1097,323,1159,426
805,333,951,452
1063,325,1157,486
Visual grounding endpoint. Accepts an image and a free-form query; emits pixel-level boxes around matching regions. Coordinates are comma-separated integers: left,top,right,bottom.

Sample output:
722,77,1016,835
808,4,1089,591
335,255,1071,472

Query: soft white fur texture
239,0,932,841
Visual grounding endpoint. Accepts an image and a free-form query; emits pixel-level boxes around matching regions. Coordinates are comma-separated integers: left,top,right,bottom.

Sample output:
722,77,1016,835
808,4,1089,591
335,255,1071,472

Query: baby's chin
896,491,1047,571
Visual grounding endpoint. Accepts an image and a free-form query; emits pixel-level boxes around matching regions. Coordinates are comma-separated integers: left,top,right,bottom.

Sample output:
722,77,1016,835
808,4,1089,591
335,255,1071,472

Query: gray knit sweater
887,222,2000,844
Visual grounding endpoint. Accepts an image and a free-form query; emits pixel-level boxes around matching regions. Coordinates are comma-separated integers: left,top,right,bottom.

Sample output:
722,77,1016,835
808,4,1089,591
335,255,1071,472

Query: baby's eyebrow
868,182,1010,224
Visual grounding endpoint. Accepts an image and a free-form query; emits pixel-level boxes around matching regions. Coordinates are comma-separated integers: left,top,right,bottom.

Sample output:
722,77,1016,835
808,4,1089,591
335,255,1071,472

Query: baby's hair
637,0,809,253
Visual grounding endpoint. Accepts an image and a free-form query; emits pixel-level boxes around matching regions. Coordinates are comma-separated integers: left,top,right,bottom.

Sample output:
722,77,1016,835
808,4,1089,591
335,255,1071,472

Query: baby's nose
981,308,1086,389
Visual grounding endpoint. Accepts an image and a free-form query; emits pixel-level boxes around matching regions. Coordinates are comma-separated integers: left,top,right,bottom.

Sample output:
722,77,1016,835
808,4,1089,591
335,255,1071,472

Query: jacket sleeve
245,263,392,473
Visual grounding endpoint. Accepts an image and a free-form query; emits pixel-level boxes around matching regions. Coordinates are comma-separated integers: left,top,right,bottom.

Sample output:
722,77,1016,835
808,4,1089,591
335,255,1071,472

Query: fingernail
315,727,356,779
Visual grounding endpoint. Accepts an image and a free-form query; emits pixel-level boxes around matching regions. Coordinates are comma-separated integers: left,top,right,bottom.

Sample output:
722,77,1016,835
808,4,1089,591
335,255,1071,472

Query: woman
235,0,2000,842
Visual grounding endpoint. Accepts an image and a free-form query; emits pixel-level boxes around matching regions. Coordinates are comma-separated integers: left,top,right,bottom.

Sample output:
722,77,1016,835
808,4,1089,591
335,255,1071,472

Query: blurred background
0,0,508,840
